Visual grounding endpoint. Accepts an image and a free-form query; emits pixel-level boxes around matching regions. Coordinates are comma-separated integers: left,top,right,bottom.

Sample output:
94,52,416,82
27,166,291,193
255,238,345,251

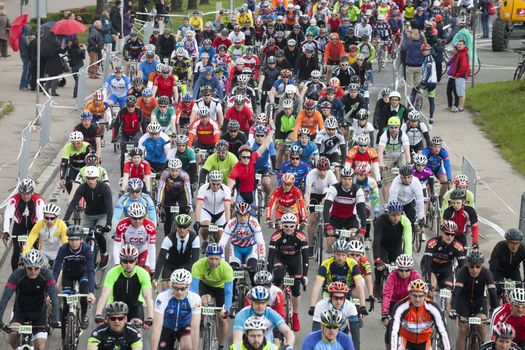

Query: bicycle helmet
94,90,103,101
356,133,370,146
127,147,142,159
201,53,210,61
180,93,193,103
431,136,443,145
356,53,366,61
413,154,428,166
281,173,296,185
174,134,189,145
355,162,371,176
466,250,485,265
141,88,153,97
450,189,466,200
340,167,354,178
254,271,273,285
249,286,270,301
285,85,296,95
127,202,146,218
457,16,467,26
407,110,421,121
319,101,332,109
43,203,61,216
349,75,360,84
332,239,351,252
505,228,524,241
80,111,93,121
199,106,210,117
348,83,360,92
235,202,251,215
174,214,192,227
386,200,404,213
132,77,142,87
387,117,401,127
304,99,316,110
157,95,170,106
280,69,292,78
327,281,349,294
356,109,369,120
395,254,415,269
126,95,137,107
69,131,84,142
329,77,340,88
106,301,129,316
510,288,525,305
267,56,276,64
325,117,338,129
297,128,310,137
161,65,171,74
156,64,164,73
114,66,123,74
493,323,516,340
282,99,294,109
238,145,253,155
348,240,364,255
380,87,391,96
208,170,223,183
200,85,212,95
254,125,268,136
377,14,386,20
83,152,98,166
440,220,458,234
227,119,240,131
147,121,162,134
206,243,224,256
234,95,245,105
281,213,297,223
389,91,401,99
289,145,303,156
23,249,45,268
317,156,330,171
176,47,186,56
67,225,84,240
320,309,344,327
311,70,322,78
408,279,429,293
244,316,267,331
119,244,139,260
170,268,192,285
167,158,183,169
84,166,100,179
127,178,144,192
215,139,229,153
18,178,35,194
399,164,413,176
454,174,470,187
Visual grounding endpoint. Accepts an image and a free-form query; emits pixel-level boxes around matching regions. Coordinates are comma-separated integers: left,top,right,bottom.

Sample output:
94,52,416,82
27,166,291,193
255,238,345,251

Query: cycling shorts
309,193,326,211
229,245,258,266
201,209,226,227
431,166,446,179
199,283,225,308
456,299,487,318
395,338,432,350
431,265,455,289
128,302,145,321
11,310,48,339
109,95,127,108
328,215,359,234
323,153,341,165
158,325,191,349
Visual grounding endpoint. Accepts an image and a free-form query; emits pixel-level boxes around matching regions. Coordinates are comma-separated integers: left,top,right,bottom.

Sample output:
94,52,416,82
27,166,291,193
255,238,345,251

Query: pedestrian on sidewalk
19,24,31,90
451,40,470,112
42,31,65,96
401,20,426,94
87,20,103,79
67,37,85,98
0,2,10,58
446,51,459,112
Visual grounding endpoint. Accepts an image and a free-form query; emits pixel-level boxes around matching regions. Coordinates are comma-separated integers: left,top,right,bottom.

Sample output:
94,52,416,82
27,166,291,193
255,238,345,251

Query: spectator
0,2,9,58
446,50,459,112
29,32,43,91
41,32,65,96
123,10,133,37
451,40,470,112
67,38,85,98
479,0,491,38
101,11,118,51
110,0,122,37
401,20,426,92
19,25,31,90
87,20,104,79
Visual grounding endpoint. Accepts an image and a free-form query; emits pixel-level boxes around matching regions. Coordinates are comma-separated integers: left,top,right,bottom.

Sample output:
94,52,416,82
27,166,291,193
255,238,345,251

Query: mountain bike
512,48,525,80
1,323,50,350
58,293,91,350
457,316,491,350
200,303,223,350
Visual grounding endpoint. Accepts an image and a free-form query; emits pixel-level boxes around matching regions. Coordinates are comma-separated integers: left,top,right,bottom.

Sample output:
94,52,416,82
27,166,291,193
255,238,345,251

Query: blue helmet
204,66,214,74
386,200,403,213
80,111,93,120
182,92,193,102
254,125,267,136
142,88,153,97
206,243,224,256
249,286,270,301
127,178,144,192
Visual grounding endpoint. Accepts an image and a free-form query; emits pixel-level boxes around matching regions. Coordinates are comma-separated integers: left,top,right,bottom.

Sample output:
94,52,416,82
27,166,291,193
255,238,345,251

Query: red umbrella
8,14,28,52
50,19,87,36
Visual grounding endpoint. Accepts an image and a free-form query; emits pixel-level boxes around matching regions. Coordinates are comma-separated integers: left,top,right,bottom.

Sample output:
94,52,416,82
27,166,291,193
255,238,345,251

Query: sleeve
224,281,234,312
147,226,157,270
413,179,425,220
381,274,395,315
3,197,15,233
112,197,125,230
388,177,400,203
146,195,157,226
442,149,452,180
102,184,113,226
0,270,19,320
53,247,65,281
23,221,42,253
468,207,479,244
401,215,413,255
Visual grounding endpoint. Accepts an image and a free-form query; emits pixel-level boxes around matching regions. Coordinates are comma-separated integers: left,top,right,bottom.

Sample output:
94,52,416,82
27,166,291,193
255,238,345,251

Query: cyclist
314,117,346,179
59,131,93,193
450,250,499,350
190,243,234,350
421,220,466,292
376,91,408,142
152,64,179,102
191,85,224,124
95,244,154,329
225,95,254,134
70,152,109,201
274,99,296,166
480,323,521,350
382,255,421,349
221,120,249,159
231,315,278,350
128,77,145,99
345,133,381,184
353,162,381,224
136,88,158,122
245,271,286,320
88,302,143,350
323,167,367,251
63,166,112,267
442,189,480,248
114,178,157,229
175,93,195,133
350,109,375,147
188,106,221,153
155,214,200,289
416,43,437,123
266,173,307,226
121,148,152,194
267,213,309,331
157,158,192,236
291,128,319,166
0,250,60,350
390,279,451,350
441,173,476,215
113,202,156,274
194,170,232,245
167,135,198,187
400,110,431,154
151,269,201,350
278,145,309,192
199,140,239,186
372,201,412,295
421,136,451,199
150,95,175,134
138,121,170,173
53,226,97,331
2,178,45,272
301,69,326,101
412,154,435,218
492,288,525,347
22,203,67,267
303,309,355,350
490,229,525,300
293,99,324,141
84,90,112,144
74,111,102,158
103,66,131,108
233,286,295,346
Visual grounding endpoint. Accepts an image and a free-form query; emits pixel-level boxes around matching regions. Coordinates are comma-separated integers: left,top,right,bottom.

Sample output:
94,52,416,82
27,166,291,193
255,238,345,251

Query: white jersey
196,183,231,215
113,218,157,269
388,175,425,220
351,120,375,142
313,298,357,332
401,122,429,146
305,169,338,195
192,97,223,121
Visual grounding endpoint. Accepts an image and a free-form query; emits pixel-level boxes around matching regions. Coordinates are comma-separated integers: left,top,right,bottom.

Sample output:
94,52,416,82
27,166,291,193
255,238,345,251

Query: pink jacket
381,270,421,315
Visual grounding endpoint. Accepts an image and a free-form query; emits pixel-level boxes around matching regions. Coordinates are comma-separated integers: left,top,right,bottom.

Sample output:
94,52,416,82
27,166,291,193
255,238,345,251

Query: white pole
36,0,41,105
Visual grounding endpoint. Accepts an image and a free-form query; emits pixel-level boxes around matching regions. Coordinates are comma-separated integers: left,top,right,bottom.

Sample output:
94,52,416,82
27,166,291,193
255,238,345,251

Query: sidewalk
3,0,96,19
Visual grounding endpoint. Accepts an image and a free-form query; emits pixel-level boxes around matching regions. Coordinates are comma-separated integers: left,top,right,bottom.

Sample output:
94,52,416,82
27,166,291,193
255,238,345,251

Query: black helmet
67,225,83,240
450,189,466,200
466,250,484,265
105,301,129,316
126,95,137,107
399,164,413,176
505,228,523,241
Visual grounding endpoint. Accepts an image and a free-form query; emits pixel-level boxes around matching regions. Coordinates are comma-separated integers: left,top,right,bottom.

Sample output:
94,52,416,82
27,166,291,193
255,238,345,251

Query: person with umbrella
41,31,66,96
19,25,31,90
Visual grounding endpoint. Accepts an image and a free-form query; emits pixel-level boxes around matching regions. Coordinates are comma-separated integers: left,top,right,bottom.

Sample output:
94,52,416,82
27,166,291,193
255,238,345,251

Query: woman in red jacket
452,40,470,112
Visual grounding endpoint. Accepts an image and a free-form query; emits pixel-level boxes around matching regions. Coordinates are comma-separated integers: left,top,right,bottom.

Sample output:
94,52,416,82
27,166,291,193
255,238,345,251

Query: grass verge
0,100,15,119
465,79,525,176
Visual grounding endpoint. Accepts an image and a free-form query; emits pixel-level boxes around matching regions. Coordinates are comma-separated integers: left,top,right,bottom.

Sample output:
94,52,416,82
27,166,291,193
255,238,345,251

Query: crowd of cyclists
1,0,523,349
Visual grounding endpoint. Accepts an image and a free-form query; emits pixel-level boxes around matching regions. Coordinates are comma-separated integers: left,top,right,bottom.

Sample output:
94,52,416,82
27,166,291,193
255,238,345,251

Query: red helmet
235,202,251,215
281,173,295,185
327,281,349,294
434,14,443,23
421,43,431,51
355,163,371,175
317,156,330,171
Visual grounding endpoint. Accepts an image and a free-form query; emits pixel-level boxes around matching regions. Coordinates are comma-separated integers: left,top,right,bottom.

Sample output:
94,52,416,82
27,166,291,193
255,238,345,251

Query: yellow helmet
408,279,429,294
387,117,401,127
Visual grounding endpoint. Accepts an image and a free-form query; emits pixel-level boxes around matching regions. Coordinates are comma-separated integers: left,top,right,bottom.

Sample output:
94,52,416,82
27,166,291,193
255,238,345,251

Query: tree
188,0,198,10
96,0,105,15
200,0,210,5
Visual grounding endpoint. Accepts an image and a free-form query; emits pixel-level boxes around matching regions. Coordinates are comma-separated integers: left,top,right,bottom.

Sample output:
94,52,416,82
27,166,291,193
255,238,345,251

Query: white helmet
433,0,441,6
18,178,35,194
395,254,415,269
281,213,297,223
84,166,100,178
23,249,45,268
325,117,338,129
199,106,210,117
509,288,525,305
285,85,296,94
356,133,370,145
168,158,183,169
236,58,245,65
208,170,223,182
282,99,294,108
69,131,84,142
147,121,162,134
356,53,366,60
43,203,61,216
311,70,322,78
377,14,385,20
176,47,186,56
244,316,267,331
388,91,402,99
348,240,364,254
127,202,146,218
170,268,192,285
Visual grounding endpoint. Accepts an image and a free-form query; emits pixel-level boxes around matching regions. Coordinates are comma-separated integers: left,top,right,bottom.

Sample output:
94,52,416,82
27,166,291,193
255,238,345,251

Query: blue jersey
302,330,355,350
278,160,310,191
250,140,276,172
291,141,319,164
154,290,201,330
53,243,95,293
233,306,285,341
198,46,216,62
112,193,157,230
140,133,170,164
421,147,451,180
104,74,131,98
138,60,158,84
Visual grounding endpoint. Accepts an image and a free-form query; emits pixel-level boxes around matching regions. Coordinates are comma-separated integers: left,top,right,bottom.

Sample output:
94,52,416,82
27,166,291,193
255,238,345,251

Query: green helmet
175,214,192,227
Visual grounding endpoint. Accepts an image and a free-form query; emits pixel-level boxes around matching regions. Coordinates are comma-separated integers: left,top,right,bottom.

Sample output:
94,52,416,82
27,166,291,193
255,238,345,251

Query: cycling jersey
353,176,381,215
202,152,239,184
381,270,421,316
73,123,101,149
220,217,264,252
421,55,437,84
156,231,200,278
151,105,175,132
374,22,391,40
318,256,363,291
388,175,425,220
113,217,157,270
421,237,466,281
267,229,309,274
87,323,143,350
53,242,95,292
112,193,157,229
233,306,285,341
158,168,192,204
190,257,234,310
302,330,355,350
64,182,113,222
245,285,286,319
250,140,276,172
154,74,177,99
85,100,111,119
61,142,92,173
192,97,223,122
123,160,152,180
421,147,451,181
104,265,152,306
313,298,358,331
154,289,201,330
221,132,248,158
229,152,259,193
266,186,307,222
291,140,319,163
123,38,144,60
372,213,413,260
412,166,434,187
324,183,366,221
401,122,430,148
315,130,346,159
168,147,197,173
172,58,191,81
306,169,338,196
303,81,326,101
351,120,374,143
188,118,220,147
230,337,278,350
3,193,45,234
23,219,68,262
175,101,194,125
293,110,324,140
345,145,379,168
491,303,525,345
182,38,198,57
452,265,499,311
278,160,309,191
442,205,479,245
441,189,476,213
489,240,525,281
225,106,253,133
197,183,231,214
136,96,158,119
138,132,170,165
103,74,131,99
378,131,410,158
274,111,296,140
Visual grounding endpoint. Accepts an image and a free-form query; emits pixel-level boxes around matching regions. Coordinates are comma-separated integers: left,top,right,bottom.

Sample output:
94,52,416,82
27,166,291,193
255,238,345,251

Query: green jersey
103,265,152,305
191,257,233,288
151,106,176,130
174,147,197,172
202,152,238,185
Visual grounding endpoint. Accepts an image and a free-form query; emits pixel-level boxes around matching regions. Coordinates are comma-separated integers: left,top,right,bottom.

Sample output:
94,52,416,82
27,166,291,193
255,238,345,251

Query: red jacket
225,105,253,132
324,35,346,63
327,17,342,33
452,46,470,79
212,36,232,50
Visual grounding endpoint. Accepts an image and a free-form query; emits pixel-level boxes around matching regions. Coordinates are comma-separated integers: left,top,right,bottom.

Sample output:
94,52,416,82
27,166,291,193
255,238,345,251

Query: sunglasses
331,296,346,301
121,259,136,264
468,264,482,269
291,157,300,160
177,225,190,229
398,269,411,273
323,324,339,329
109,316,126,321
255,134,265,137
44,216,57,221
443,232,455,236
241,156,251,159
203,94,212,97
129,190,142,194
173,287,188,291
283,225,296,229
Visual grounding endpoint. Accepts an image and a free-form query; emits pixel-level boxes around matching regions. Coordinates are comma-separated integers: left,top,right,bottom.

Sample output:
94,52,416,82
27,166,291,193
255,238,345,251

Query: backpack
122,110,141,136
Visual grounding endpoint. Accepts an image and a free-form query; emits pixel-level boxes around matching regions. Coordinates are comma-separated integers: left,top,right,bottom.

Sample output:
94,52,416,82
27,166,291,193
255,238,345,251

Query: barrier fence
461,156,478,199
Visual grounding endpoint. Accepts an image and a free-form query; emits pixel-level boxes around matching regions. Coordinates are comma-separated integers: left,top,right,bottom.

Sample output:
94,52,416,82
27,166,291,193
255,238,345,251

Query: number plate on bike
387,265,398,273
126,144,135,151
391,167,399,175
505,281,516,289
233,271,244,279
170,206,180,213
17,235,28,242
439,289,452,299
83,228,90,235
468,317,481,325
314,205,323,213
208,225,219,233
202,307,217,315
18,325,32,334
66,295,80,304
283,277,295,286
338,230,351,238
352,298,360,305
255,174,262,181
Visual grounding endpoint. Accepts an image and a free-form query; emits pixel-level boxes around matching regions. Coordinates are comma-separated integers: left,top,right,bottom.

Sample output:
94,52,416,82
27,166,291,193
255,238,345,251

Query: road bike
1,323,50,350
200,303,223,350
58,293,91,350
375,39,389,72
232,264,251,316
377,263,398,303
312,203,324,266
512,47,525,80
431,288,452,350
255,173,265,223
424,181,441,236
457,316,491,350
83,226,109,288
412,221,425,253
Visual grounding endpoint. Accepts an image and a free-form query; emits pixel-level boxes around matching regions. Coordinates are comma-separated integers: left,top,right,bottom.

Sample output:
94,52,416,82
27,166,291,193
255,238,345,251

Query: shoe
308,246,314,259
101,139,106,147
51,92,60,97
19,87,29,91
457,108,464,112
80,315,89,330
421,233,427,241
429,117,434,124
451,107,459,113
292,313,300,331
98,253,109,269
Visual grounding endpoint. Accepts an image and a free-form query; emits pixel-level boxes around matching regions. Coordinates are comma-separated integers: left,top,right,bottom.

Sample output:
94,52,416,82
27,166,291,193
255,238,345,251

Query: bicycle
282,275,296,330
232,264,251,316
200,303,223,350
312,203,324,265
512,48,525,80
1,323,50,350
495,280,524,304
58,293,91,350
457,316,491,350
255,173,265,223
412,221,424,253
377,263,398,303
375,39,389,72
431,288,452,350
82,227,108,288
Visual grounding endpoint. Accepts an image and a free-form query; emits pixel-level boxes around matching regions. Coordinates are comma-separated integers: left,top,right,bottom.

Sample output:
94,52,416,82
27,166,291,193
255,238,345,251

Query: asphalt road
0,31,524,349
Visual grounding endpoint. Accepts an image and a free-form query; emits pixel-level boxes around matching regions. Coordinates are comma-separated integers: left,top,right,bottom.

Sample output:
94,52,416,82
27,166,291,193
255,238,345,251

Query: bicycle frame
201,304,223,350
58,293,90,350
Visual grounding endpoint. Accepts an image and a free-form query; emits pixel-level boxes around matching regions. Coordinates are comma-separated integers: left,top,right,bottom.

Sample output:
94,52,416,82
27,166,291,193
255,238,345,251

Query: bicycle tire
94,247,106,289
413,226,422,253
285,292,293,328
472,58,481,76
514,63,524,80
427,200,435,232
201,321,212,350
434,198,441,236
256,189,264,223
518,62,525,80
63,314,76,350
465,332,482,350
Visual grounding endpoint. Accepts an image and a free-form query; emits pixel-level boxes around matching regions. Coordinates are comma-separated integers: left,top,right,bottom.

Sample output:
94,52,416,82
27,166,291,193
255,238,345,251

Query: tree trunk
187,0,198,10
200,0,210,5
96,0,105,15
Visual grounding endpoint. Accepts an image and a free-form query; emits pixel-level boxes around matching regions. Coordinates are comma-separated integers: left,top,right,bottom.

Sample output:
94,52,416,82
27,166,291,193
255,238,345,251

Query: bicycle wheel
63,314,76,350
413,226,422,253
285,293,293,328
465,332,482,350
256,189,264,223
434,197,441,236
93,243,106,289
201,321,212,350
317,228,323,265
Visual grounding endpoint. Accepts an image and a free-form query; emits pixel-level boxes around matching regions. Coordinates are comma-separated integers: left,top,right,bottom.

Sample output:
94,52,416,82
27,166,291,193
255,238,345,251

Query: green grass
0,100,15,119
465,79,525,176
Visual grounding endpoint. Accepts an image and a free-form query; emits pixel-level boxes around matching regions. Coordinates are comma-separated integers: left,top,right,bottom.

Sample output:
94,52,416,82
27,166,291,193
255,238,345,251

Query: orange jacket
293,110,324,140
324,35,345,63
